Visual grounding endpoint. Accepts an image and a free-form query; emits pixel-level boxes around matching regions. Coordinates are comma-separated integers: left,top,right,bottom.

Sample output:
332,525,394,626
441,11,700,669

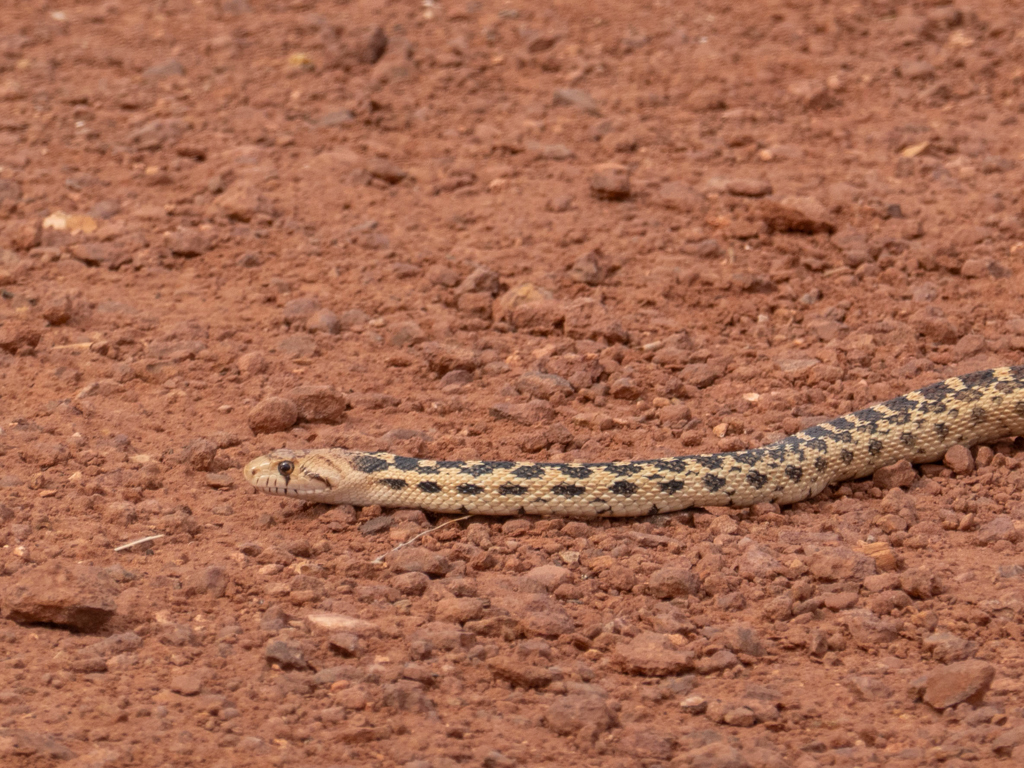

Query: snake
243,366,1024,518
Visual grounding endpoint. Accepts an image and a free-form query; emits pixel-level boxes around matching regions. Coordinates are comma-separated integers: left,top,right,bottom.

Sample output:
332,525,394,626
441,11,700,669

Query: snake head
243,449,330,497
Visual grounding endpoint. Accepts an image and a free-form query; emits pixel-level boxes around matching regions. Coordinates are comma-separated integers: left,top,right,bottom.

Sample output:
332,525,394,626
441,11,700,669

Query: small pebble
247,397,299,434
590,163,630,200
943,445,975,474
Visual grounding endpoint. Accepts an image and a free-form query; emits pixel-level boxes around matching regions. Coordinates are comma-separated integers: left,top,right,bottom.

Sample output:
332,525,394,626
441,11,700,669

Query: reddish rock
590,163,631,200
843,610,902,647
515,371,574,400
544,694,616,735
613,632,695,676
434,597,485,624
943,444,974,474
808,547,876,582
289,384,348,423
872,460,918,490
913,660,996,710
648,567,701,598
2,561,118,631
0,323,41,354
524,565,572,592
488,656,554,689
761,195,835,233
388,548,452,577
247,397,299,434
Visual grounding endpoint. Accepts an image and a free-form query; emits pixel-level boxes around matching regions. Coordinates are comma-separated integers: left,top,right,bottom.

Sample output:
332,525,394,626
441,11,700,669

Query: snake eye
277,460,294,477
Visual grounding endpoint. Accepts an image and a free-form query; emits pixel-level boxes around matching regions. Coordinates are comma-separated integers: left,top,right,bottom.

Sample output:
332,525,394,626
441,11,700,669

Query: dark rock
264,639,309,670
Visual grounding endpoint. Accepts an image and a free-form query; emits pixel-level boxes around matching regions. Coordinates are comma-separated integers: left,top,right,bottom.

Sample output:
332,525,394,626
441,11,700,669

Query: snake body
243,367,1024,517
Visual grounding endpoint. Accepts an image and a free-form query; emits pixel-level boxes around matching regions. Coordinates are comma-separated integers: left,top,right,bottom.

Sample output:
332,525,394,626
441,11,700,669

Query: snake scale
243,366,1024,517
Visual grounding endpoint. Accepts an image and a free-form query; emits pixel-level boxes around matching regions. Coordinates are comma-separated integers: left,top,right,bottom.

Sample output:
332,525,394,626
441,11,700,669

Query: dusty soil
2,0,1024,765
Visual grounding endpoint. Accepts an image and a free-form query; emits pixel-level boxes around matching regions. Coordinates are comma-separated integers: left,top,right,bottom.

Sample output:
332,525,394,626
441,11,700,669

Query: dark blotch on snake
458,463,499,477
610,480,638,496
498,484,527,496
693,455,724,470
604,463,642,476
379,478,407,490
651,458,692,474
785,465,803,482
886,396,916,414
806,438,828,453
512,464,546,480
959,369,996,389
560,465,593,479
660,480,686,494
918,382,954,402
733,450,764,467
456,483,484,496
418,481,442,494
746,470,768,489
702,474,726,492
552,484,586,497
352,454,390,473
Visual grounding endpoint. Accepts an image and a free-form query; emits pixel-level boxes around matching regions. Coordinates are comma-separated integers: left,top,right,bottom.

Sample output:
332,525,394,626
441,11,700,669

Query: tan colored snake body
243,367,1024,517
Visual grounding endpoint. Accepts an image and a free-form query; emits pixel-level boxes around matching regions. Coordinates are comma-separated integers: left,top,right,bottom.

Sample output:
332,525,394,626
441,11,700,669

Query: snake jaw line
242,366,1024,517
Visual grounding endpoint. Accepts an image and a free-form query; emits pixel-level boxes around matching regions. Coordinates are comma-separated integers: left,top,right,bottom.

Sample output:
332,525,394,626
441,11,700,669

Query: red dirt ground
2,0,1024,766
